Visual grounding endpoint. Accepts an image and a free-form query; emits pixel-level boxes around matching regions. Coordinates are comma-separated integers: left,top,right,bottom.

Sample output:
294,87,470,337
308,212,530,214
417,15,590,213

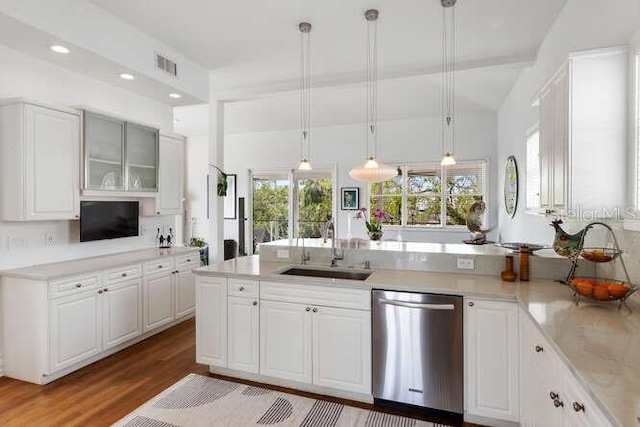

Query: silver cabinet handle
186,259,191,262
121,273,127,277
535,345,544,353
468,301,474,307
305,307,311,312
253,301,258,306
76,283,82,288
550,391,559,400
554,398,564,408
158,265,163,268
98,290,103,294
379,299,455,310
312,307,318,313
572,402,585,412
239,286,245,291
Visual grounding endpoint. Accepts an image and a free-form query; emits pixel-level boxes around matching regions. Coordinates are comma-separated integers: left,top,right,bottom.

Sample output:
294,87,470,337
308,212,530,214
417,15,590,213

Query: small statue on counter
156,227,175,249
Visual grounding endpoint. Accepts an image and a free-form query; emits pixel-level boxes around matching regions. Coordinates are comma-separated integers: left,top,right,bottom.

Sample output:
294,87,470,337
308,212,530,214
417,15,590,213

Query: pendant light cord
299,24,312,161
441,3,456,157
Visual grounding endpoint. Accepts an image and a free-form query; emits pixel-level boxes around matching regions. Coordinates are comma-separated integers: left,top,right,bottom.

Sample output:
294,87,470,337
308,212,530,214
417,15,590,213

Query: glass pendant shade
349,157,398,182
440,152,457,166
298,159,312,171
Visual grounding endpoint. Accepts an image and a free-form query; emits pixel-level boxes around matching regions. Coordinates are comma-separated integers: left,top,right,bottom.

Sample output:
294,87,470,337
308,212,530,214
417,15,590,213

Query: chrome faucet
299,236,310,265
323,218,343,267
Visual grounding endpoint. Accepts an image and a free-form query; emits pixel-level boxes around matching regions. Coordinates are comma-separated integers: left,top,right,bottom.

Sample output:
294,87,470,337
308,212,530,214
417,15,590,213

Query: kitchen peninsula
194,248,639,427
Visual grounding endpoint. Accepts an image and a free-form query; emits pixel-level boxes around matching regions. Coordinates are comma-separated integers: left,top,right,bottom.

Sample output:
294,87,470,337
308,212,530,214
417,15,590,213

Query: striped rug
114,374,451,427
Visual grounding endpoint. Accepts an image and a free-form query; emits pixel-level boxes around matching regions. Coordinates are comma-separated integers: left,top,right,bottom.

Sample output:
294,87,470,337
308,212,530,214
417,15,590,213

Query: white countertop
0,247,200,281
194,255,640,426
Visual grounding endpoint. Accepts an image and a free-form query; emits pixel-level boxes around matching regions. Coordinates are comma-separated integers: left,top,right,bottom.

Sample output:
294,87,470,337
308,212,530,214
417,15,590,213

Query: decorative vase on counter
501,255,517,282
368,231,383,241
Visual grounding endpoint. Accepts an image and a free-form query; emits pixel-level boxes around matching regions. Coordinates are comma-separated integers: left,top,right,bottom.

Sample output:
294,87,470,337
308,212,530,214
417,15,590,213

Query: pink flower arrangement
355,207,392,232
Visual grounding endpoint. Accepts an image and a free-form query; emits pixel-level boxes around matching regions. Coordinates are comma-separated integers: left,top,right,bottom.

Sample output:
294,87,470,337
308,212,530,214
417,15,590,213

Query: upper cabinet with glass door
83,110,158,193
125,122,158,192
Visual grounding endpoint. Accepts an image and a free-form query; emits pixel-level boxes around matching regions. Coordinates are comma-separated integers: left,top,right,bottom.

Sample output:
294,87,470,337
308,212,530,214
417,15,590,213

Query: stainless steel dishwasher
372,290,463,414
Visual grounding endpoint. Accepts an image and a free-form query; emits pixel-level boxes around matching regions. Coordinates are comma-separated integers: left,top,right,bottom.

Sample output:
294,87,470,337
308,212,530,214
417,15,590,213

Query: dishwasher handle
378,298,455,310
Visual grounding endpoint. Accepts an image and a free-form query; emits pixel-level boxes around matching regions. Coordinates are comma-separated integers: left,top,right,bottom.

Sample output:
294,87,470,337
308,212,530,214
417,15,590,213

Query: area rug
114,374,450,427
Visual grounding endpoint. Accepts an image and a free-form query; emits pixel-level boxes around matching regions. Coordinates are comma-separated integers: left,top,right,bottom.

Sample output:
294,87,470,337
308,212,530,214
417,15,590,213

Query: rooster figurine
550,220,587,259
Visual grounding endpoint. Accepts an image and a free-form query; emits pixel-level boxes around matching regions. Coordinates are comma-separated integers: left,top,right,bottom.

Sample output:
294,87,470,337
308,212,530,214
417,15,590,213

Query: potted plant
355,207,392,241
209,164,228,197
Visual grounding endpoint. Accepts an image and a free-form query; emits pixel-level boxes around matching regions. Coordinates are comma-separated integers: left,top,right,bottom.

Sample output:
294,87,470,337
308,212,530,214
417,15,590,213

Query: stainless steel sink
279,266,372,281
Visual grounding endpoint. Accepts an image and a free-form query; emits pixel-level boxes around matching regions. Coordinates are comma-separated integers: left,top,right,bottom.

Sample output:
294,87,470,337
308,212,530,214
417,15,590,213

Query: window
370,160,487,228
636,52,640,211
252,172,289,245
526,129,540,210
252,170,334,250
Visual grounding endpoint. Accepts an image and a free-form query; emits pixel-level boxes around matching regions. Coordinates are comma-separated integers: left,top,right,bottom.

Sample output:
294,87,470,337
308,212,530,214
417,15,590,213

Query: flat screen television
80,201,139,242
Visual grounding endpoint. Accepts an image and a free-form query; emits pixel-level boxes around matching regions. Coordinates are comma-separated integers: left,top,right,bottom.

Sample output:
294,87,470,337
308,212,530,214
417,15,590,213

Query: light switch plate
276,249,290,259
457,257,475,270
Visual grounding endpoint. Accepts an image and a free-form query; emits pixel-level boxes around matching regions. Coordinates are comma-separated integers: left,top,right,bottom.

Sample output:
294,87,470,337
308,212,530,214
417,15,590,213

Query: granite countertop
0,247,201,281
194,255,640,427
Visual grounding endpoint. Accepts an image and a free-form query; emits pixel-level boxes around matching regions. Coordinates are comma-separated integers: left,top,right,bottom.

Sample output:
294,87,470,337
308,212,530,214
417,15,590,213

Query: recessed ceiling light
169,93,182,99
50,45,70,54
119,73,135,80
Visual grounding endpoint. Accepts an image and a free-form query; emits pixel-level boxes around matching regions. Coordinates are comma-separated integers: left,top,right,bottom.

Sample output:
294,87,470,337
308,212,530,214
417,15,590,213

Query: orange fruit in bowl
575,283,594,297
592,286,610,300
608,283,629,299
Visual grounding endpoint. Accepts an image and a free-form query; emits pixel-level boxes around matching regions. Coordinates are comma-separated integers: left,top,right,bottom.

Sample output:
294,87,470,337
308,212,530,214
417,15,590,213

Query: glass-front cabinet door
125,123,158,192
84,112,125,190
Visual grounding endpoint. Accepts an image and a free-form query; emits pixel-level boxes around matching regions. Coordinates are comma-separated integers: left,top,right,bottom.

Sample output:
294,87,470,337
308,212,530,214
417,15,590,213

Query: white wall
497,0,640,247
225,112,497,251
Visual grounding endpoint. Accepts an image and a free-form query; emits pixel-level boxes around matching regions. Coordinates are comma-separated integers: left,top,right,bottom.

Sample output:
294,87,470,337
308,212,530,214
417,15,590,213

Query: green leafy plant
189,237,206,247
209,164,228,197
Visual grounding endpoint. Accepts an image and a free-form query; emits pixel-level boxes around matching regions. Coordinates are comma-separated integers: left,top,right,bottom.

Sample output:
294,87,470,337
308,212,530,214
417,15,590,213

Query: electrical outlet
276,249,290,259
45,232,54,246
457,257,475,270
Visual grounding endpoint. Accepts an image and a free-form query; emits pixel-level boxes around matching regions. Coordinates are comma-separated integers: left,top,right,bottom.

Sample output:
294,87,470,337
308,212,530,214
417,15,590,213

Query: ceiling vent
155,53,178,77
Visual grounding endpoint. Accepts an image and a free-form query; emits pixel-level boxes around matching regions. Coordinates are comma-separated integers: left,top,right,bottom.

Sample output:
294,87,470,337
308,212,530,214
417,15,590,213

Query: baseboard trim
464,412,519,427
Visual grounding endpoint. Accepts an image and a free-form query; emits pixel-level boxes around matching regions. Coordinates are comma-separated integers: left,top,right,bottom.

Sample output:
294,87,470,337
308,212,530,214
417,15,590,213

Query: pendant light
440,0,457,166
349,9,398,183
298,22,313,171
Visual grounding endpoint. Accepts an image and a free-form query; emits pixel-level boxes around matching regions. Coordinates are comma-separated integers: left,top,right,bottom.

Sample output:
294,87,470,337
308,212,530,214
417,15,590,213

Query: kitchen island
194,255,639,427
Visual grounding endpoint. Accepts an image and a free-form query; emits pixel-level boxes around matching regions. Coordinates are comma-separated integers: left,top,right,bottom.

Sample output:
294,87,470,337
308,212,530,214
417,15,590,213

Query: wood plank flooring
0,319,475,426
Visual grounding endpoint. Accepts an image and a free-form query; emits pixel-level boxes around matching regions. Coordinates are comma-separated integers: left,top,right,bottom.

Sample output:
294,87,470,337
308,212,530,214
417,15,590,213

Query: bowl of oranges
579,247,620,263
569,277,634,301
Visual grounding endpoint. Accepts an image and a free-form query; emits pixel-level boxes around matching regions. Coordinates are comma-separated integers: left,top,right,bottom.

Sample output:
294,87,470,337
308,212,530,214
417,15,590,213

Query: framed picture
224,174,237,219
341,187,359,210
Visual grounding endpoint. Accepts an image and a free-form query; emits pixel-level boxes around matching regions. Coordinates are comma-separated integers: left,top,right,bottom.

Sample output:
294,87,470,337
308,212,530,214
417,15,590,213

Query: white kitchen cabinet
143,270,174,332
228,296,260,374
312,305,371,394
49,290,101,373
195,276,228,367
0,99,81,221
260,300,312,384
102,278,142,350
157,134,185,215
465,298,520,423
174,254,199,319
535,47,626,216
520,310,613,427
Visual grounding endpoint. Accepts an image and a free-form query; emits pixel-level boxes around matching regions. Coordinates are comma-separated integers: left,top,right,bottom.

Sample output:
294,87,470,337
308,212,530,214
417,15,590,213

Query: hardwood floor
0,319,476,426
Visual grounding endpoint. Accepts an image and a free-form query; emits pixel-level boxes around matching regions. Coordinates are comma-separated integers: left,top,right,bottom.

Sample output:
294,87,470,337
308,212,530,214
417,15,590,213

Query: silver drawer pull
253,301,258,306
572,402,585,412
75,283,82,288
121,273,127,277
379,299,455,310
158,265,163,268
239,286,245,292
186,259,191,262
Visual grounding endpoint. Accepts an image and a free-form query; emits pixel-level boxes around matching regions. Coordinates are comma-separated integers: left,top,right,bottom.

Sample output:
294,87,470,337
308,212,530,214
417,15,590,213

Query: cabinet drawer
175,252,200,268
261,281,370,311
104,264,142,285
143,257,174,275
49,274,101,299
228,278,259,298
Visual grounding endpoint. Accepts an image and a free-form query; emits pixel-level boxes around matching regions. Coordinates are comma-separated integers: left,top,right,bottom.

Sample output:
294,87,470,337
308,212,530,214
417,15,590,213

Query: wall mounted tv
80,201,139,242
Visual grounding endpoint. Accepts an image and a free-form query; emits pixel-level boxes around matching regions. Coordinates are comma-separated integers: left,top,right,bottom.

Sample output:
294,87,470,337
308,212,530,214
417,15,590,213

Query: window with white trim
369,160,487,228
526,129,541,210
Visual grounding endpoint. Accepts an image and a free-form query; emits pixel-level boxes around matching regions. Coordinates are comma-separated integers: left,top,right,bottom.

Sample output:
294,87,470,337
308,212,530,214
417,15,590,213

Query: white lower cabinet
520,310,613,426
260,300,312,383
174,262,199,318
228,296,260,374
312,305,371,394
464,298,520,423
102,279,142,350
196,277,371,397
196,276,228,366
143,271,174,331
50,290,102,372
